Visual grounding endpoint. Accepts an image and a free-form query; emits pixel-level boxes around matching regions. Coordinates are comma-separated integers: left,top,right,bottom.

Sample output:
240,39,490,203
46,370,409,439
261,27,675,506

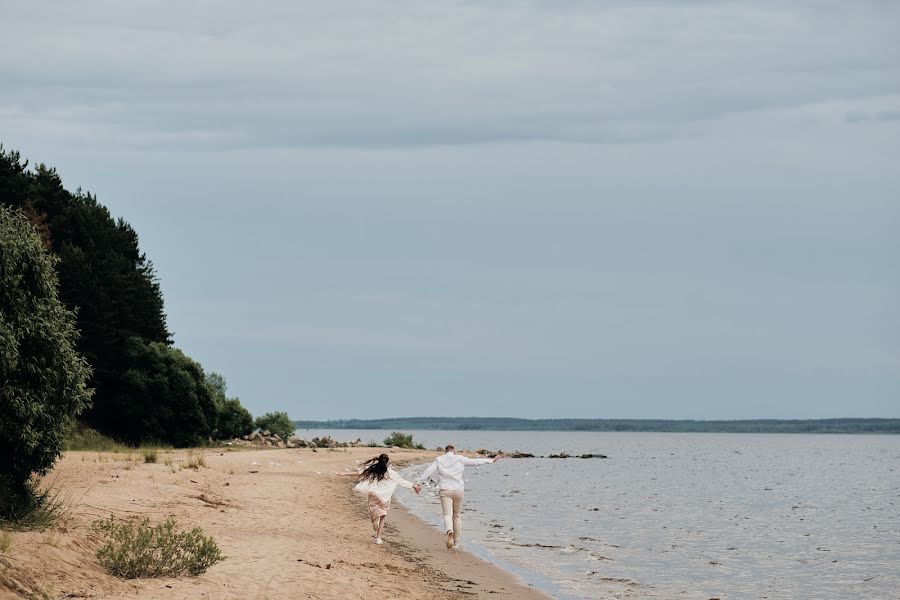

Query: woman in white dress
337,453,420,544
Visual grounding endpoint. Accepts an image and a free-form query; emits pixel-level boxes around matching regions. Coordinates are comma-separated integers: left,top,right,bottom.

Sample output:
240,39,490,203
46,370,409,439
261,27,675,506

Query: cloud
2,1,899,149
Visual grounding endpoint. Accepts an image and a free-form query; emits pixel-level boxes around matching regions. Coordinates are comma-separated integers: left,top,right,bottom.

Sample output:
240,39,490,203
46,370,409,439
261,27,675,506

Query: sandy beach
0,447,552,600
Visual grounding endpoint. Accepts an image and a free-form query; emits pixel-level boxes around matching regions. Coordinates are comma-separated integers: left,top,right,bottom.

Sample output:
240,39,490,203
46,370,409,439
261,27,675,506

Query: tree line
0,146,290,519
295,417,900,434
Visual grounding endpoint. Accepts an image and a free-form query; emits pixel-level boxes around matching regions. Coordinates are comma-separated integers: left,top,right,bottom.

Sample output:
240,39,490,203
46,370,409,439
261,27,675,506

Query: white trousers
439,489,464,542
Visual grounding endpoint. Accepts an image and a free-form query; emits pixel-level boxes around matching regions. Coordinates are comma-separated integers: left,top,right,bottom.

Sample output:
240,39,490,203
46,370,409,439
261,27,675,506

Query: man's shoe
446,531,454,549
375,537,384,545
452,542,460,550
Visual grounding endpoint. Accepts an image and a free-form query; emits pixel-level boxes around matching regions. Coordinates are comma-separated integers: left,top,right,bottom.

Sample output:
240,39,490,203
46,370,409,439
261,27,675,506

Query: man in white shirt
414,445,503,549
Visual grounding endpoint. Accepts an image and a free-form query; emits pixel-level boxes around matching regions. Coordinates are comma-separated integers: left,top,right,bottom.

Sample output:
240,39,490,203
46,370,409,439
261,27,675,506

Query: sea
295,429,900,599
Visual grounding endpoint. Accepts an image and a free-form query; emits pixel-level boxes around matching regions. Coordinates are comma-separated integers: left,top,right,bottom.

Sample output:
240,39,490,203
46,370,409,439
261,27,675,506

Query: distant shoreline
294,417,900,434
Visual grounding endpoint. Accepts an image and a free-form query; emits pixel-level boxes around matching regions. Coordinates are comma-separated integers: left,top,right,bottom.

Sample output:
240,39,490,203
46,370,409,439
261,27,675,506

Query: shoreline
0,447,553,600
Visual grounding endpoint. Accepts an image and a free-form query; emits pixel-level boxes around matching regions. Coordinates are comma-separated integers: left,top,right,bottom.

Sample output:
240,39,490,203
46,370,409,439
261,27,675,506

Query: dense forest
0,146,253,448
294,417,900,434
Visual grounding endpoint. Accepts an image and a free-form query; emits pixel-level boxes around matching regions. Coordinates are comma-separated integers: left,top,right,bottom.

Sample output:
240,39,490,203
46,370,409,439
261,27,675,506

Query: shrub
254,412,294,441
217,398,254,439
383,432,424,449
142,449,158,464
92,516,224,578
0,206,93,522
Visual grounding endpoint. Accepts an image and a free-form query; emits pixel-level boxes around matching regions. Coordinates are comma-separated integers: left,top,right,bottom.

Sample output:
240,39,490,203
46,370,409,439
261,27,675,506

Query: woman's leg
375,515,385,540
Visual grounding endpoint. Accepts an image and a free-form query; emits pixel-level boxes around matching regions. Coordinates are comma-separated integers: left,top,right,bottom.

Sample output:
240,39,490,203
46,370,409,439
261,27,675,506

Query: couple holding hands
338,445,503,547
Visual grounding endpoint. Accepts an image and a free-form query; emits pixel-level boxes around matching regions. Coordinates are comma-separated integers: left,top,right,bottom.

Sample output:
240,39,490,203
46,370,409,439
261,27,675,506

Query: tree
0,205,92,519
0,148,171,441
254,412,295,441
205,372,253,439
91,338,218,447
217,399,254,439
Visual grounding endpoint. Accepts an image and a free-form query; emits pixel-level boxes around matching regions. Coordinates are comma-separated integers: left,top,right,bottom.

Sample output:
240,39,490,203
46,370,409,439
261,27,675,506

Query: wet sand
0,447,552,600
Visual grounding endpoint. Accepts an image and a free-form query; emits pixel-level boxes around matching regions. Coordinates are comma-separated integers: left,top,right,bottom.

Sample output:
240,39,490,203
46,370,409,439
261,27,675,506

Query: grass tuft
0,482,67,531
184,453,207,470
143,449,158,464
92,516,224,578
41,528,62,547
0,531,12,553
63,426,132,453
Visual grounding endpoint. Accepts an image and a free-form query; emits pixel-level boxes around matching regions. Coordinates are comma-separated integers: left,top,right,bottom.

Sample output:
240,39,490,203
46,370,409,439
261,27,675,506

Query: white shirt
416,452,494,491
354,467,414,503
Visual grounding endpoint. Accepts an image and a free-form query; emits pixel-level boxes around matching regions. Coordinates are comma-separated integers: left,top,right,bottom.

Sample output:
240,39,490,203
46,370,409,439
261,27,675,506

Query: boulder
262,429,271,436
579,454,608,459
549,453,569,459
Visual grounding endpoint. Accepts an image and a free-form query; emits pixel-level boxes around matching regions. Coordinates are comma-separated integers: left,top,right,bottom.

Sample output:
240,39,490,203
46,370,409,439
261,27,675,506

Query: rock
308,442,318,449
579,454,608,459
508,452,535,458
272,433,282,441
262,430,271,436
549,453,570,459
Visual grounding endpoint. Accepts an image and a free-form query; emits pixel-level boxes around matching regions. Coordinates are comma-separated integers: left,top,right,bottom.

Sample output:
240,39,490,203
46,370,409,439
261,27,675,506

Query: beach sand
0,447,552,600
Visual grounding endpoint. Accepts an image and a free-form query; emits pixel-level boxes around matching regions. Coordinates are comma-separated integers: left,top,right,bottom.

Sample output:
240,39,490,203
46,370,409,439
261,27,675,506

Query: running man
415,445,503,549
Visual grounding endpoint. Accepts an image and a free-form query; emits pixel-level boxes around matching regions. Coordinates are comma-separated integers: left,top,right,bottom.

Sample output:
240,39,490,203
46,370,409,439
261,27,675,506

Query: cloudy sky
2,1,898,419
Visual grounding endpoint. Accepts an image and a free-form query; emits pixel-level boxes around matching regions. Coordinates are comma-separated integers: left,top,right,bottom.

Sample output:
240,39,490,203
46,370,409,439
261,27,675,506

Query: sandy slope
0,447,551,600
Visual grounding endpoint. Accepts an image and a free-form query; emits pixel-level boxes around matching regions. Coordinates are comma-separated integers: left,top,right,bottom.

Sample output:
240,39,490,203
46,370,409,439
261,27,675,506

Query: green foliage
206,372,253,440
63,423,131,452
92,516,224,578
217,398,254,439
254,412,294,440
383,432,424,449
0,147,178,441
0,205,92,521
95,338,218,446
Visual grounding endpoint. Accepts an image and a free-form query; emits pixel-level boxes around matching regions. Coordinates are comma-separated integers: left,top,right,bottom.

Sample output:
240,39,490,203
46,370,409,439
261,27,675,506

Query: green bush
205,372,253,440
254,412,294,441
0,205,92,522
217,399,253,439
92,516,224,578
383,432,424,449
90,338,219,447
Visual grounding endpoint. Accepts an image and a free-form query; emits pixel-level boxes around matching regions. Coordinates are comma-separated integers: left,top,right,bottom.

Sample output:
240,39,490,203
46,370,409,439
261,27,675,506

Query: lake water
296,429,900,599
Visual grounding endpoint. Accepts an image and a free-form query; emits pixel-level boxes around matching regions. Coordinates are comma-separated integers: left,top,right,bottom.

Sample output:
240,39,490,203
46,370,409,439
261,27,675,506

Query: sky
1,1,898,420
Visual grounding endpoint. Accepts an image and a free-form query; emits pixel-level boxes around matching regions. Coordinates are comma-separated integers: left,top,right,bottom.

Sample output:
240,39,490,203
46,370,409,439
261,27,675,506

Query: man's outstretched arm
416,460,438,483
459,454,502,466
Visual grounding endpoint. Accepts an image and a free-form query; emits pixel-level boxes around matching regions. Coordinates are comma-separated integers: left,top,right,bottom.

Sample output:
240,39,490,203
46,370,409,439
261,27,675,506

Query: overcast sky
2,1,898,420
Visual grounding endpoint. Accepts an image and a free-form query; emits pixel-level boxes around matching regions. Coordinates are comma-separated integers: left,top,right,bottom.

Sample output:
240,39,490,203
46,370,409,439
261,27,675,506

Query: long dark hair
360,454,390,482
